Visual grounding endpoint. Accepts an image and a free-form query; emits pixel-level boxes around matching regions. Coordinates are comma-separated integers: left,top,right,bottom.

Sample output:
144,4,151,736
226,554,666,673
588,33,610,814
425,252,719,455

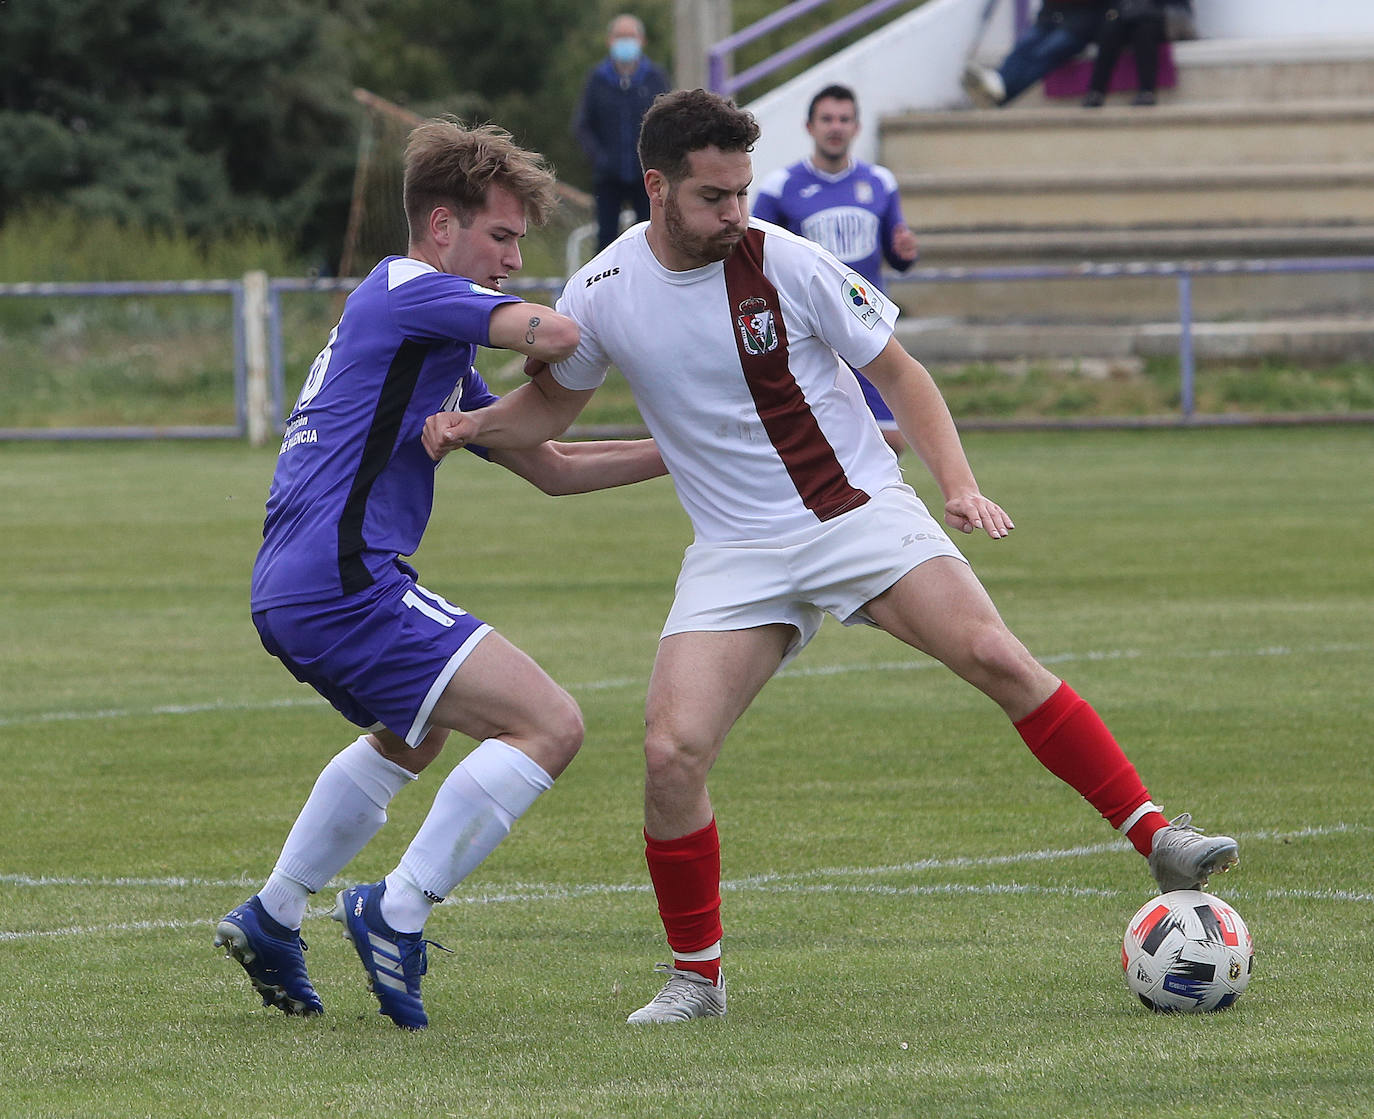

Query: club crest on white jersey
736,296,778,356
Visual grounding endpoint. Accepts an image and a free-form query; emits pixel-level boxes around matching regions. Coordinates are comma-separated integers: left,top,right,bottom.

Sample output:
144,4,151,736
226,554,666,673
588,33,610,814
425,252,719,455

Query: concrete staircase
878,36,1374,364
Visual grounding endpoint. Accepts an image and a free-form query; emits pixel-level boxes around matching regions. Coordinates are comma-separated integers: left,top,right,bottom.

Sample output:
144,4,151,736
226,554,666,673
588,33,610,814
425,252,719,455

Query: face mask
610,36,642,65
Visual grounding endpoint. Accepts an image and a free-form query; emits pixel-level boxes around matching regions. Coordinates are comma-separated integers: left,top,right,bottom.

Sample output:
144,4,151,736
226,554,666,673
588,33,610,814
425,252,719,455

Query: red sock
1014,682,1168,854
644,818,722,981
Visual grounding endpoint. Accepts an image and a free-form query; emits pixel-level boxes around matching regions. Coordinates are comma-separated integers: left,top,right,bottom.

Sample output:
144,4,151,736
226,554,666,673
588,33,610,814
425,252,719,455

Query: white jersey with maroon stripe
552,218,904,543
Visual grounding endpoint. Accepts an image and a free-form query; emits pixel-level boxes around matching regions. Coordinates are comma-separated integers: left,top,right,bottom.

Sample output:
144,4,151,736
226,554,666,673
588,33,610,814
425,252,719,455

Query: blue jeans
998,9,1102,102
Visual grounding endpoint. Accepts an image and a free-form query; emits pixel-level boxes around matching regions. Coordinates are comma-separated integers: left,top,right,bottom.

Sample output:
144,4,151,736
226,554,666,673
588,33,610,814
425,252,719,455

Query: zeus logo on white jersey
585,267,620,287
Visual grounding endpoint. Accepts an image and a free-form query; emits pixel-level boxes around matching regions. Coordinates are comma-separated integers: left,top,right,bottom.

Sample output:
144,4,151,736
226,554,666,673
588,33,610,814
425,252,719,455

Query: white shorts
661,484,967,665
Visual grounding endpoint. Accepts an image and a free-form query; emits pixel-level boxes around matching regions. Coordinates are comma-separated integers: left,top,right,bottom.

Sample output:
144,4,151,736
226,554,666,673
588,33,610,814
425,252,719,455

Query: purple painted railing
0,278,248,440
706,0,1034,98
5,255,1373,439
708,0,918,97
1015,0,1031,36
268,258,1374,427
886,256,1374,420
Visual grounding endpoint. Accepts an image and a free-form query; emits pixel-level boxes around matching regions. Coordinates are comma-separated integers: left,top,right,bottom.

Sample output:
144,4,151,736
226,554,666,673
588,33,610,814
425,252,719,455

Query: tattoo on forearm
526,316,540,345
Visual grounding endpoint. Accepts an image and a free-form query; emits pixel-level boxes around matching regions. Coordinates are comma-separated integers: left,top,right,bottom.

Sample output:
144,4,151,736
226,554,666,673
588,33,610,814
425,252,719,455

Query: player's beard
664,185,743,266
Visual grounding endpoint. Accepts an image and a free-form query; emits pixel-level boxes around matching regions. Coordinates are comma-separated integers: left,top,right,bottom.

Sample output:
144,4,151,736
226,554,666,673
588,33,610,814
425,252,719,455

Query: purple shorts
854,368,896,430
253,569,491,747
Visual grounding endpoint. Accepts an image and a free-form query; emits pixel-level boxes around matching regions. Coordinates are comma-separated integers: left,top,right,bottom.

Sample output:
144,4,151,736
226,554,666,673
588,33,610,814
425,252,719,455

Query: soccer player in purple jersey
752,84,920,454
214,118,666,1030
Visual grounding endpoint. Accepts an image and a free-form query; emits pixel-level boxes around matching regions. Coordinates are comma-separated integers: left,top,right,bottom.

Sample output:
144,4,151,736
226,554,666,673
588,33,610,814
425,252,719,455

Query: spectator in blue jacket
572,14,671,251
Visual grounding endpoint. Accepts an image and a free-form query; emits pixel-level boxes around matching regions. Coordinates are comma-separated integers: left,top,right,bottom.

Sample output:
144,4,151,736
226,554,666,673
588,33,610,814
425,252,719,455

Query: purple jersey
250,256,518,610
752,159,913,293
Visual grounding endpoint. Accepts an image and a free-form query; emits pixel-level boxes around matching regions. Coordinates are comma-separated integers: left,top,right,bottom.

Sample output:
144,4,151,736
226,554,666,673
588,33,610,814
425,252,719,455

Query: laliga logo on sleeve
842,272,884,329
736,296,778,356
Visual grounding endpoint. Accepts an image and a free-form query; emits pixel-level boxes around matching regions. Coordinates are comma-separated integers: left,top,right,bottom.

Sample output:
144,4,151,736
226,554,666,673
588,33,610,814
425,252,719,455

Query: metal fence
4,256,1374,443
0,278,248,441
889,255,1374,425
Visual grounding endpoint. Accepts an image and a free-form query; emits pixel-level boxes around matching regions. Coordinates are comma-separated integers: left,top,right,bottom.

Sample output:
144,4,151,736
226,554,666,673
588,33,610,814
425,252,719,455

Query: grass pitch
1,428,1371,1118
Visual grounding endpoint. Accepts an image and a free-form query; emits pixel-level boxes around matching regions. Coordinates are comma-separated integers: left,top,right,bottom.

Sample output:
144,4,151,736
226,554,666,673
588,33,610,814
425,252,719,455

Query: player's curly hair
403,117,559,241
637,89,760,184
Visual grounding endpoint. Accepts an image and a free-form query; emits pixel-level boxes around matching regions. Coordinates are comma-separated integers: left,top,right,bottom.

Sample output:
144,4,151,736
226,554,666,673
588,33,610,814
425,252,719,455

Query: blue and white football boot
333,880,448,1030
214,895,324,1016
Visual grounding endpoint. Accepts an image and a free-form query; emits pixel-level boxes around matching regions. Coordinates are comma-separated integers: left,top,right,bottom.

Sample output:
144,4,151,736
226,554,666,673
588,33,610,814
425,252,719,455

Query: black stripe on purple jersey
336,338,429,594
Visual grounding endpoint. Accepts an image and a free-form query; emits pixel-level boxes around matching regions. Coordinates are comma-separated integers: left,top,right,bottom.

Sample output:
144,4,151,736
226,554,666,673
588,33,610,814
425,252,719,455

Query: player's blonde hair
403,117,559,240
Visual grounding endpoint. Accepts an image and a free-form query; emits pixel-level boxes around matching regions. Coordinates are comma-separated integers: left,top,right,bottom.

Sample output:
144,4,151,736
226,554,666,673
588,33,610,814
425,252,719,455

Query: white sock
258,737,416,929
1119,800,1162,837
382,739,552,933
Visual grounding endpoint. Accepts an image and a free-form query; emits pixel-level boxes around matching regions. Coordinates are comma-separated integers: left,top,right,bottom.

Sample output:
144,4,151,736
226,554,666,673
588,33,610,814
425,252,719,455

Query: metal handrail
706,0,1033,99
0,278,248,441
886,255,1374,420
708,0,917,97
5,255,1373,440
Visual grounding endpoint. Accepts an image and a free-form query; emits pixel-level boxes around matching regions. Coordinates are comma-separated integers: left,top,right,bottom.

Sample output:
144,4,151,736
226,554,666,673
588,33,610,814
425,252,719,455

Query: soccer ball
1122,890,1253,1013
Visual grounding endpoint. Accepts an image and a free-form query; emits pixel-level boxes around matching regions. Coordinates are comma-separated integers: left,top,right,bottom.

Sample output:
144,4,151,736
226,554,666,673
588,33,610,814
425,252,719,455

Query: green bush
0,209,306,427
0,205,302,283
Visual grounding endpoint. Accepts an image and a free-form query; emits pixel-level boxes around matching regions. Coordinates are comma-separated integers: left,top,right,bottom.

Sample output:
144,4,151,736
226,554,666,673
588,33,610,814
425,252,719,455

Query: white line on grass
739,884,1374,907
0,917,210,943
2,823,1367,942
734,821,1364,886
1,641,1368,730
0,695,326,728
4,885,1370,944
0,873,259,889
4,823,1359,896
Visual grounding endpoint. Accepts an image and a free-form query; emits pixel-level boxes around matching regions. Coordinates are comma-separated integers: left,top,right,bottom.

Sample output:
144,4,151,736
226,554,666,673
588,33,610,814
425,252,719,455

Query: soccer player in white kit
422,89,1239,1024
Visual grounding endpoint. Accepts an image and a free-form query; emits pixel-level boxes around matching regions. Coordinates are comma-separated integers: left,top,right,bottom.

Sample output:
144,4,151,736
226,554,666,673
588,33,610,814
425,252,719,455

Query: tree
347,1,674,195
0,0,360,263
0,0,910,270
